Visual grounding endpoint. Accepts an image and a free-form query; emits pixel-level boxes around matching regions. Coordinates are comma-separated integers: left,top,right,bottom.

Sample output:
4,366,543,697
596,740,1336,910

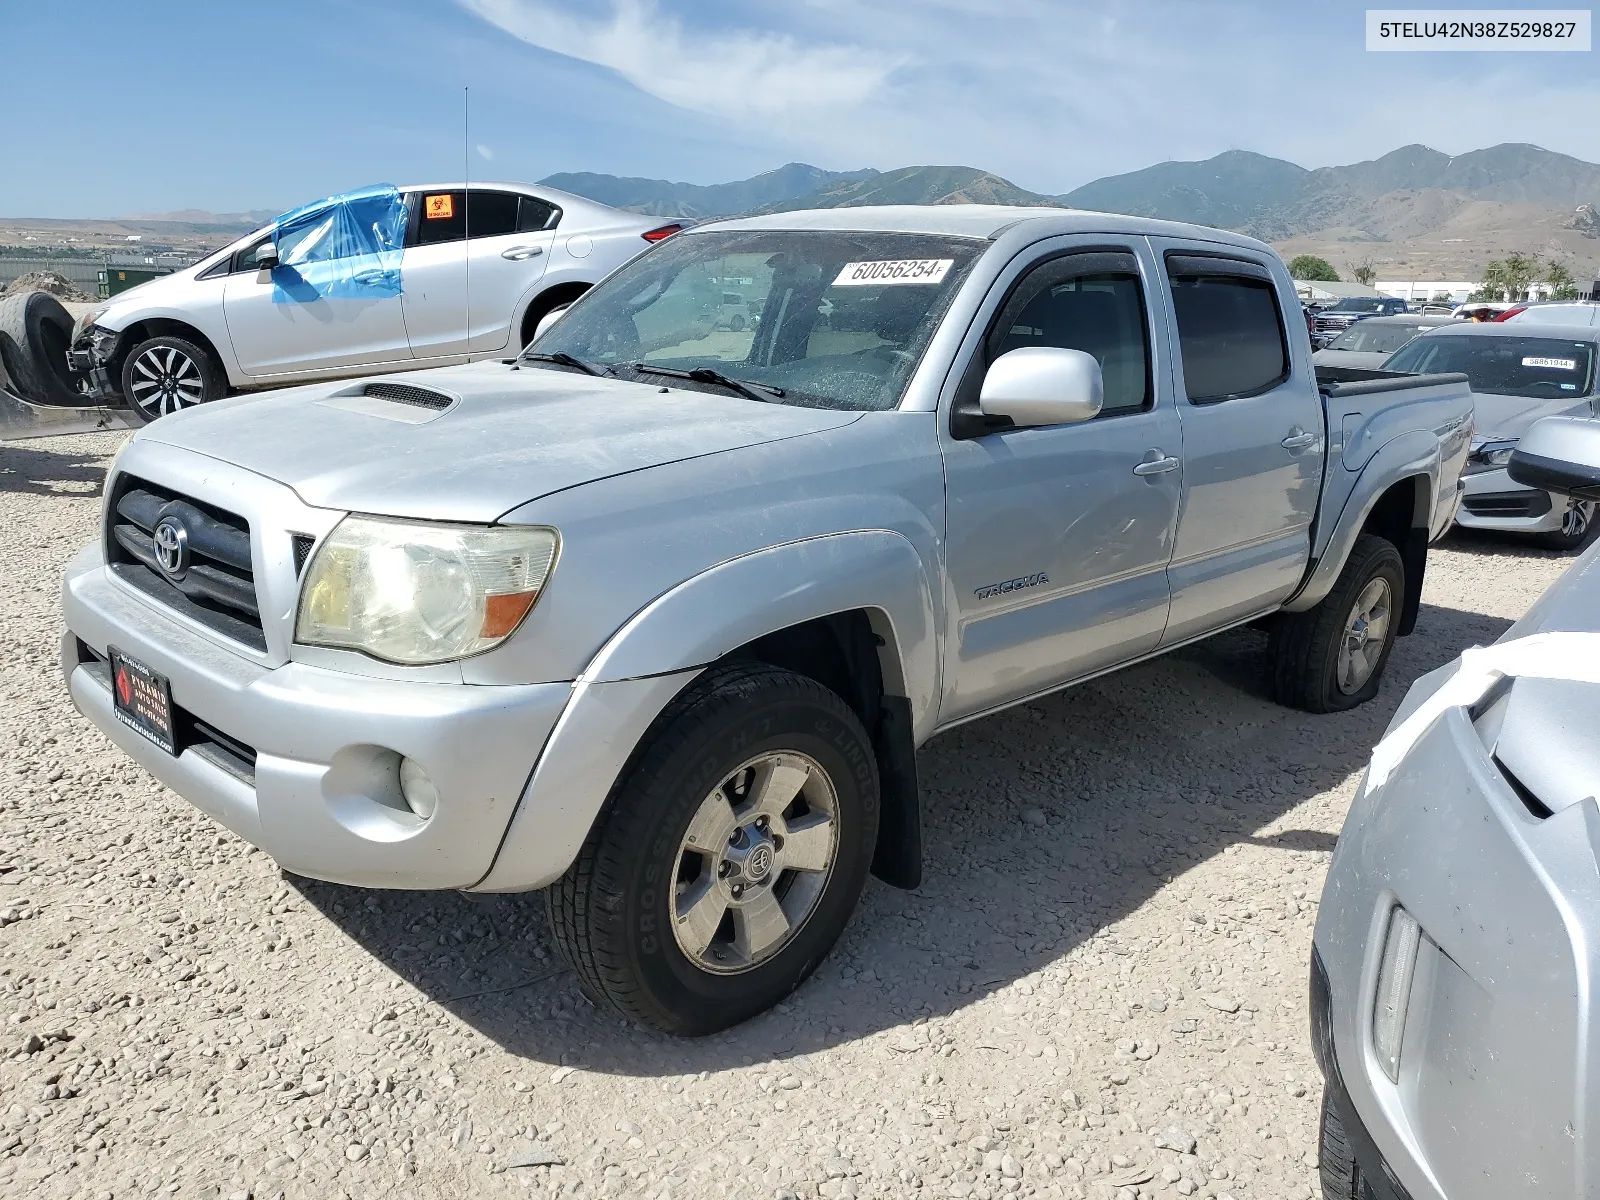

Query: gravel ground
0,431,1577,1200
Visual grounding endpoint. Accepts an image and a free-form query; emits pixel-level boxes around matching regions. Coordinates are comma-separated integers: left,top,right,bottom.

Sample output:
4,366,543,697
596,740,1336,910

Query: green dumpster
98,265,174,298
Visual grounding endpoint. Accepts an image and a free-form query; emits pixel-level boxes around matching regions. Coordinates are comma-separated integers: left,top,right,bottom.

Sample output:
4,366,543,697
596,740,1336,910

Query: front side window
1384,335,1597,398
987,253,1152,415
527,229,984,411
1169,270,1289,402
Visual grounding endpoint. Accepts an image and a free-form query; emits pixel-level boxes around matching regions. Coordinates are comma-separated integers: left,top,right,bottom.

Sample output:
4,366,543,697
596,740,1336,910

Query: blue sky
6,0,1597,217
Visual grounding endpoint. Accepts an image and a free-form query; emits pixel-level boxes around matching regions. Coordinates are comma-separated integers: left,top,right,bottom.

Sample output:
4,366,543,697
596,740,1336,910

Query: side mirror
979,346,1103,427
1508,416,1600,500
532,303,571,342
255,243,280,271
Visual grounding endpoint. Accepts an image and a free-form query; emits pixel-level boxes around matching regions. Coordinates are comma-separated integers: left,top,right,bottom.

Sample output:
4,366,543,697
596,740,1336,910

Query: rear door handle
1132,455,1180,476
1282,431,1318,450
501,246,545,261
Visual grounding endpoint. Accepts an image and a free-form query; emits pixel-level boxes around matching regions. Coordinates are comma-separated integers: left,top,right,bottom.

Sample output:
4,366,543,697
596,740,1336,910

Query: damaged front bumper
66,324,123,403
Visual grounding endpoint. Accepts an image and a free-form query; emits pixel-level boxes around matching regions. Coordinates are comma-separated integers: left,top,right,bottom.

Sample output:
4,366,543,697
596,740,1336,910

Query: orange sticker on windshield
424,194,454,220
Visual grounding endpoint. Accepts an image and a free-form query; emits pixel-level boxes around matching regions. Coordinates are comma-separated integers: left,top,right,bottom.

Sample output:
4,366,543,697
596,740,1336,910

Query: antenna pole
464,86,471,359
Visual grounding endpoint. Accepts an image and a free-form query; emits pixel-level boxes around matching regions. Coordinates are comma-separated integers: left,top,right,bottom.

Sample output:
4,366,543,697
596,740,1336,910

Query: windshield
1328,297,1384,313
1383,334,1598,399
525,229,985,411
1328,323,1431,354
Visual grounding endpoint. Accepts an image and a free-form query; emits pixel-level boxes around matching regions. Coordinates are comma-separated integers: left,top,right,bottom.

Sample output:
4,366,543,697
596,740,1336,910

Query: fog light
1373,906,1422,1082
398,757,439,822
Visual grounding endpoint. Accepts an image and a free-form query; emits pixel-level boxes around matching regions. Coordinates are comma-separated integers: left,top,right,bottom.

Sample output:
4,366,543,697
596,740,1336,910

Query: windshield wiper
519,351,611,377
631,363,784,404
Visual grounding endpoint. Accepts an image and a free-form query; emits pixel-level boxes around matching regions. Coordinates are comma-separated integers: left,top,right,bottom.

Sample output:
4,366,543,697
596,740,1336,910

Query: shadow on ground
0,438,116,496
292,597,1512,1075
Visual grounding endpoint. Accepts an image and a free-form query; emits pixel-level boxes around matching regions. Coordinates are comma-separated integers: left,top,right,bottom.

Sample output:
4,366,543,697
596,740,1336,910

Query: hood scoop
317,380,459,424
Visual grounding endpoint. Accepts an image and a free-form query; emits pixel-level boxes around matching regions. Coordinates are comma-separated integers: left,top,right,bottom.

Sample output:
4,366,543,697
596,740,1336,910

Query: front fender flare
1284,431,1439,614
584,529,941,742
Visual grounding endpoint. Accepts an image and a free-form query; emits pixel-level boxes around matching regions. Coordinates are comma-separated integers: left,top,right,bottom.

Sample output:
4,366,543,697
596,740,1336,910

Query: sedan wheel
119,335,223,425
1534,497,1598,552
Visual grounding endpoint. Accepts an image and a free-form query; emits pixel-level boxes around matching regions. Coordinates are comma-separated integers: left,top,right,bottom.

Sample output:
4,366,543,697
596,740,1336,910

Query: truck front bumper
63,544,576,890
1456,465,1566,534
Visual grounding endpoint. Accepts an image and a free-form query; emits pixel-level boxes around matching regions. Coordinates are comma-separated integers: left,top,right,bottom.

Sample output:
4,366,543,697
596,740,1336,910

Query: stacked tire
0,291,81,407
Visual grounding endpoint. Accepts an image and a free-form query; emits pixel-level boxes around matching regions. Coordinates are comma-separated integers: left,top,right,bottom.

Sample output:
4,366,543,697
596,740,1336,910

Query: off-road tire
1317,1085,1362,1199
0,291,80,406
119,334,225,425
547,662,880,1035
1271,534,1405,713
1531,498,1596,553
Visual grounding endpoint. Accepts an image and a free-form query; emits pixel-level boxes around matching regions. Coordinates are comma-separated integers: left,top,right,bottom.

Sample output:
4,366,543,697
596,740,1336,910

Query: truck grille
105,474,265,651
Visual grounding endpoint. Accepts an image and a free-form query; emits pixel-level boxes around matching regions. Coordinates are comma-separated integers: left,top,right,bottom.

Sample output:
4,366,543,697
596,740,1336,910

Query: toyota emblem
152,516,190,581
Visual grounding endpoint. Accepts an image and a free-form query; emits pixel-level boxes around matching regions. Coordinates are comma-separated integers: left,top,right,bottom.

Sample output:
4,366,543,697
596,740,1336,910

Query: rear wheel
1271,534,1405,713
119,335,224,424
547,662,879,1035
1532,497,1596,552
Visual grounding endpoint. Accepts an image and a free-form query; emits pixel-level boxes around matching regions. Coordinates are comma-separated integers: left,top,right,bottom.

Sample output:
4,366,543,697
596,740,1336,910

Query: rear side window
518,196,559,232
1167,258,1289,401
987,250,1152,415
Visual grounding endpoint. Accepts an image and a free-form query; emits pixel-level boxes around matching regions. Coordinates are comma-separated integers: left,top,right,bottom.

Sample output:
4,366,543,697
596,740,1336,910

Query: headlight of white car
296,517,559,664
1467,437,1518,473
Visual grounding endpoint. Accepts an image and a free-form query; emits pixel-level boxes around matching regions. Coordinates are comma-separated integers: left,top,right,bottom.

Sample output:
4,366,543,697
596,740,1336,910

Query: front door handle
501,246,545,261
1282,430,1318,451
1132,454,1180,476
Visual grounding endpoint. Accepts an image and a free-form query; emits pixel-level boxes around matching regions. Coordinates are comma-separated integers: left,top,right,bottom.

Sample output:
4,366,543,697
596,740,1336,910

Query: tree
1545,259,1580,301
1287,255,1339,282
1472,253,1540,302
1351,261,1378,287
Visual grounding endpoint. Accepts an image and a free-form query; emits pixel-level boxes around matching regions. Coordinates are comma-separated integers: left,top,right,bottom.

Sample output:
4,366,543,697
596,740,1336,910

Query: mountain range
541,143,1600,280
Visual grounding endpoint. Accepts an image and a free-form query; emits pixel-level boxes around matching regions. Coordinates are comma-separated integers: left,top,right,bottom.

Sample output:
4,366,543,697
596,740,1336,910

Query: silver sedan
1311,415,1600,1199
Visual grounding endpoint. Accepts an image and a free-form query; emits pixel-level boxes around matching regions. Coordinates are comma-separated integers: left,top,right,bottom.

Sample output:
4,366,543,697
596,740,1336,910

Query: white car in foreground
68,182,681,423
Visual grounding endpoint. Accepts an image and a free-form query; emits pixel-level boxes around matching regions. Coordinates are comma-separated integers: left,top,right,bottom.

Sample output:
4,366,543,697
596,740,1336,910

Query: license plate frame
108,646,177,755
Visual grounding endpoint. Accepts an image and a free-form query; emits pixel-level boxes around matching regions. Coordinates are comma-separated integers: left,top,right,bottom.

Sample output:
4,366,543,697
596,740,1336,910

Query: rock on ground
0,430,1577,1199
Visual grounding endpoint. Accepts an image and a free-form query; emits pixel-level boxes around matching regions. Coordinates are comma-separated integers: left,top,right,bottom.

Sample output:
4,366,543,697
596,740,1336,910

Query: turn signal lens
1373,906,1422,1082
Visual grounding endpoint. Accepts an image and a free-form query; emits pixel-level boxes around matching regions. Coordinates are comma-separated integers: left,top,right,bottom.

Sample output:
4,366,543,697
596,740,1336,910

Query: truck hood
1472,390,1595,441
140,362,863,521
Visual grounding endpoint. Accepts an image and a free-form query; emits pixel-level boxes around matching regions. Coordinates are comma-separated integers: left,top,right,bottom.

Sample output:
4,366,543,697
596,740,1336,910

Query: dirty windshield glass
525,230,985,410
1384,334,1597,399
1328,322,1430,354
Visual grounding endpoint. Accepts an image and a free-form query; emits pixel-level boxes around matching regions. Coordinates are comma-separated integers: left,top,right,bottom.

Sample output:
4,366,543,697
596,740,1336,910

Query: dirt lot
0,431,1576,1200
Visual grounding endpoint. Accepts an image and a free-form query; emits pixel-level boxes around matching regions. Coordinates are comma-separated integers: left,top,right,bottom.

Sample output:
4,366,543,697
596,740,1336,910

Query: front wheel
547,662,879,1035
1532,497,1596,553
1271,534,1405,713
119,335,224,424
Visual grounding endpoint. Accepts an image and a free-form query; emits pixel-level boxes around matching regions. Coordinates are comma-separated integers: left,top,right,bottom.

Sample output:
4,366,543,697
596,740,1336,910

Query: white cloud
460,0,900,122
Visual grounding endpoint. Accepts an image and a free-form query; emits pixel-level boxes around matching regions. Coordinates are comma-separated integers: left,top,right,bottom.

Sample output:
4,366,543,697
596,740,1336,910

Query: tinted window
1384,334,1597,399
518,196,559,232
989,257,1151,414
1169,272,1288,401
464,190,520,238
1328,297,1384,313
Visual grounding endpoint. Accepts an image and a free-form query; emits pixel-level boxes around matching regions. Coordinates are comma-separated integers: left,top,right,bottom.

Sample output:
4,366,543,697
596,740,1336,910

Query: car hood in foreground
1472,390,1595,441
139,362,863,521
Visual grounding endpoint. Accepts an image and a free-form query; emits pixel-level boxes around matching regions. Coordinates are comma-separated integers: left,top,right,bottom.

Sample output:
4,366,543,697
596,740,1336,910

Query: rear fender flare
584,530,940,743
1285,431,1439,614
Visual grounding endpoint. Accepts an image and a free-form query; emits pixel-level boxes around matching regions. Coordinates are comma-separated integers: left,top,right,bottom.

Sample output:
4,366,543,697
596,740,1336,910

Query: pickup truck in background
61,206,1474,1033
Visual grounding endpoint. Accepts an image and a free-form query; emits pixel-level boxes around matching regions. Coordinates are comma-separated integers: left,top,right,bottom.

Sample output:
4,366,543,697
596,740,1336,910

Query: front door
940,242,1183,724
1149,243,1325,645
399,189,557,360
221,226,411,378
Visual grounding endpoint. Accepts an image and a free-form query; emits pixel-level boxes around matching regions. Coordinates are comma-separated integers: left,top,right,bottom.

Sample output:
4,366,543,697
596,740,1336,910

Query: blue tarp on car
270,185,408,304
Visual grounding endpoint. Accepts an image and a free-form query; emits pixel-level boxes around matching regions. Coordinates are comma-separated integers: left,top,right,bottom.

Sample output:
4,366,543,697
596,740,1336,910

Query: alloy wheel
128,346,205,418
670,751,839,974
1560,498,1595,542
1337,577,1392,695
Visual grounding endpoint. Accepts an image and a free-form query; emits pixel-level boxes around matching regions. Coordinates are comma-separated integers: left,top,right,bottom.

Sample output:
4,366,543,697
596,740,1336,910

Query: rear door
399,189,557,360
1148,242,1325,644
939,239,1183,723
221,228,411,378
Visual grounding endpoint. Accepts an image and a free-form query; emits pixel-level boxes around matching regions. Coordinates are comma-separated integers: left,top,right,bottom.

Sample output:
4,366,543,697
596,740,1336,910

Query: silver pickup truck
61,206,1473,1033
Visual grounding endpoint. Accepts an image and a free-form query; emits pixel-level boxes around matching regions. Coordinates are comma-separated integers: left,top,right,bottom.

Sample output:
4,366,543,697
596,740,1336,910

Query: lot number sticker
424,194,455,220
1523,356,1577,369
833,259,954,286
